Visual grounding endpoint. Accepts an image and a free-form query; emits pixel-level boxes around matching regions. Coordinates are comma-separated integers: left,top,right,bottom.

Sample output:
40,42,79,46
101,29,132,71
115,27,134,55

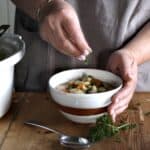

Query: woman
12,0,150,121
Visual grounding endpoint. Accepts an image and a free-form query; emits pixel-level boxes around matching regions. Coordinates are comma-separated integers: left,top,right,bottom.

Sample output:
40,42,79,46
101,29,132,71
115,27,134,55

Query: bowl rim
48,68,123,97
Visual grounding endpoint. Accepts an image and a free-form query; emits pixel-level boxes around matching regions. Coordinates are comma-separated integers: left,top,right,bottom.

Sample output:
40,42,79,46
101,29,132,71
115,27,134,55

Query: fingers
40,19,85,58
108,81,135,122
106,50,138,122
111,105,128,122
62,16,92,57
52,23,83,57
40,16,91,60
39,0,92,60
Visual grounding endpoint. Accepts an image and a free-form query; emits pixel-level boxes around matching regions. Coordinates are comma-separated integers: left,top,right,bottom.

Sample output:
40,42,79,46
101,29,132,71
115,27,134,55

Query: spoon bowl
24,121,92,149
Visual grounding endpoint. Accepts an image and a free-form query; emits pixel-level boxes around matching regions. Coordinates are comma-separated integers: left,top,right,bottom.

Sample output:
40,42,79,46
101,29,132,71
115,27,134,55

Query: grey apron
14,0,150,91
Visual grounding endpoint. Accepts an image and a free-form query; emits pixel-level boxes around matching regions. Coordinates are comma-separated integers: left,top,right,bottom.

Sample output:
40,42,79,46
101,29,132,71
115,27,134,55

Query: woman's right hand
39,0,92,60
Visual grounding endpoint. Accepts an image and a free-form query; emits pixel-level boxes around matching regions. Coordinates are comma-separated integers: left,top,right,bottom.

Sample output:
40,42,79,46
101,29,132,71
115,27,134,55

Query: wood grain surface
0,92,150,150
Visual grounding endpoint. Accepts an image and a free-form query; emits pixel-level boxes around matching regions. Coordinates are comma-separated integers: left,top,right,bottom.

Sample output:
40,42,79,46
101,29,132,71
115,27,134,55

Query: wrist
36,0,53,22
123,46,142,65
119,48,138,65
37,0,65,22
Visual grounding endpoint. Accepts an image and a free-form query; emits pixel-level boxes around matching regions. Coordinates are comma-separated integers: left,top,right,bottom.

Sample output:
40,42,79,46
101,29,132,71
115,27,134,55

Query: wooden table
0,92,150,150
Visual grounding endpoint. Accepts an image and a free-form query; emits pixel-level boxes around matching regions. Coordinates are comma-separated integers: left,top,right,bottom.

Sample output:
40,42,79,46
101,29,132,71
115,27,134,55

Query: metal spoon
24,121,92,149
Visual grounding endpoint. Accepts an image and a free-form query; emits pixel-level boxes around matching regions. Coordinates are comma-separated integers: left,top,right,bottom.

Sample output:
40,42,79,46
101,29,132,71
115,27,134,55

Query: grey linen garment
14,0,150,91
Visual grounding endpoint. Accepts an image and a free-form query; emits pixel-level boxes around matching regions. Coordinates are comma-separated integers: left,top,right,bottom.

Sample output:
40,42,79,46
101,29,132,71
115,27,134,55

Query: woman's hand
39,0,91,60
106,49,138,122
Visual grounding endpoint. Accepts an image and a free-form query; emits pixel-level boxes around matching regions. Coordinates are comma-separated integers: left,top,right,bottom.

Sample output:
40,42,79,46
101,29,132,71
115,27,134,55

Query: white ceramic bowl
49,69,122,123
0,34,25,118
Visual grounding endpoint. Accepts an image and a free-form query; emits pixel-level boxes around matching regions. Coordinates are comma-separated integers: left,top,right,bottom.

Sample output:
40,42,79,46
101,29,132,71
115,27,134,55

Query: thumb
106,54,119,75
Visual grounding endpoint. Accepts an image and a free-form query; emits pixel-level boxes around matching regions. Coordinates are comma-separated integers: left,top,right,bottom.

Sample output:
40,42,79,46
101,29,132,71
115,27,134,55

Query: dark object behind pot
0,25,10,37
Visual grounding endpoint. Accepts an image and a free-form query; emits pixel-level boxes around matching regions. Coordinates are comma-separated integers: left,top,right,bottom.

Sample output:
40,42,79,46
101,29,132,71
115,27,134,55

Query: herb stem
88,115,136,143
118,123,130,129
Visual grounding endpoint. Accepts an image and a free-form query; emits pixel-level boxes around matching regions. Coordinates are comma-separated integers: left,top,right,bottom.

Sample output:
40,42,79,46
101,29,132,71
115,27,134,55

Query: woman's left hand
106,49,138,122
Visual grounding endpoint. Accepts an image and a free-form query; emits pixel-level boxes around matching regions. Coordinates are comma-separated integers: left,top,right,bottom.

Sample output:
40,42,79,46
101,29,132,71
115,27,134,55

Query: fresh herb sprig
84,57,88,64
88,115,136,143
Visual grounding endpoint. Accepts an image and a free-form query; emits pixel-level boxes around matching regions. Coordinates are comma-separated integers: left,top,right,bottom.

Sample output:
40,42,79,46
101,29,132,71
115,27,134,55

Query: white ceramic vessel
0,34,25,118
49,69,123,123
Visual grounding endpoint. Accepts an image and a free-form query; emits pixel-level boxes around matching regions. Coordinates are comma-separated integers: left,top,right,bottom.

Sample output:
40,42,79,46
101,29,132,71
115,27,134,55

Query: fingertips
115,105,128,116
111,83,133,107
108,103,128,123
62,17,92,57
55,23,83,57
83,49,92,56
76,55,86,61
112,114,116,123
108,94,127,120
110,91,130,113
107,107,116,122
108,91,133,122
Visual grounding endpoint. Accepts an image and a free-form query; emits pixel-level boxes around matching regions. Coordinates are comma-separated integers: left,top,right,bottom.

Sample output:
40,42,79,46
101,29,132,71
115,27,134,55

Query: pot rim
0,33,25,67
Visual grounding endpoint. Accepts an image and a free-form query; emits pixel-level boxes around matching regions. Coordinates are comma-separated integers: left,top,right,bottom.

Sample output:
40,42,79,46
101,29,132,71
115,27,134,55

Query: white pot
0,34,25,118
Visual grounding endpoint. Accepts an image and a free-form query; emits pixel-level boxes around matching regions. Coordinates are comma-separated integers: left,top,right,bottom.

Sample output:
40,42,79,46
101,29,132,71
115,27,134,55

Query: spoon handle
24,121,61,135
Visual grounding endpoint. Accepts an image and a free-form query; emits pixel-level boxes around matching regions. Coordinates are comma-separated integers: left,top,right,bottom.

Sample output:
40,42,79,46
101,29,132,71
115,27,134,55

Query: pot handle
0,25,10,37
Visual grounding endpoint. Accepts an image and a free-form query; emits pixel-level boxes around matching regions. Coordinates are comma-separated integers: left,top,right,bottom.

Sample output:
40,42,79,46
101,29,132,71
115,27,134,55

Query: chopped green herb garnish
88,115,136,143
84,53,91,65
84,58,88,64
